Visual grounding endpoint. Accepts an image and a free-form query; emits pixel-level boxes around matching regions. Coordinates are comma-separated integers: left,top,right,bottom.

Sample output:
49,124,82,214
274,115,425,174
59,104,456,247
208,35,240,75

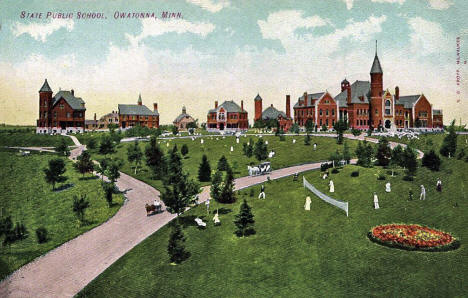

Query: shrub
377,174,386,180
351,128,361,136
351,171,359,177
249,188,254,197
321,124,327,132
36,227,48,244
403,175,414,181
422,149,441,171
331,168,339,174
457,148,465,160
181,144,189,156
304,134,311,146
279,135,286,142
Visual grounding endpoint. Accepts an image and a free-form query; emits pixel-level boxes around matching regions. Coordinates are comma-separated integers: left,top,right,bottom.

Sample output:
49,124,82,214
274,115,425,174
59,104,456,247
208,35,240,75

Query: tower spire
375,40,378,56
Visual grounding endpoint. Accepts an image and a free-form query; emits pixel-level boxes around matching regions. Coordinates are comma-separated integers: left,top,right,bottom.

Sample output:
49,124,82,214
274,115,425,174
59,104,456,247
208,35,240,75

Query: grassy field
0,129,73,147
78,149,467,297
0,150,124,280
89,135,360,190
384,133,468,154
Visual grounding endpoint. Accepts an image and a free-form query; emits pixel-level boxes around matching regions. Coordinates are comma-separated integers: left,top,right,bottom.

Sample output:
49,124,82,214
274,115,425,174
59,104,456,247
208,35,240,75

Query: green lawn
384,133,468,154
0,150,124,280
0,129,73,147
78,151,467,297
89,135,359,190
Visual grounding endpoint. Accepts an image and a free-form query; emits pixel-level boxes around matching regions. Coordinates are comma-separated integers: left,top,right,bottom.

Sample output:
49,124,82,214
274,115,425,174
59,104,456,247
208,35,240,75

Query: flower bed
368,224,460,252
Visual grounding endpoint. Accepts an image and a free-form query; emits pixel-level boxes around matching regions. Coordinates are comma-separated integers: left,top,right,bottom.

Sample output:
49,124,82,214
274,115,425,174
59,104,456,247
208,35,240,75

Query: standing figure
436,178,442,192
329,180,335,193
258,184,266,199
213,211,220,225
385,182,391,193
304,196,311,211
419,185,426,200
313,143,317,150
205,198,210,213
373,192,380,209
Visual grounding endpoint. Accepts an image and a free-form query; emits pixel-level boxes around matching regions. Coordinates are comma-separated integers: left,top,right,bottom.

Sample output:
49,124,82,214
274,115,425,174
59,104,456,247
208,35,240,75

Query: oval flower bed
368,224,460,252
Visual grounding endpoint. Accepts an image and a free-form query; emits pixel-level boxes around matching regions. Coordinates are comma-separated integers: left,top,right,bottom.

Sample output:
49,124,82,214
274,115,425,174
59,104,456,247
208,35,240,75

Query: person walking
205,198,210,214
419,185,426,200
436,178,442,192
373,192,380,209
304,196,311,211
258,184,266,199
385,182,391,193
329,180,335,193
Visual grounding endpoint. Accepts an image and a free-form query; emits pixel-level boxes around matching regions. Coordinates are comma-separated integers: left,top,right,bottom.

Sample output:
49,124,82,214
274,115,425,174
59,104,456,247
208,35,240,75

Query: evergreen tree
333,119,348,144
376,137,392,166
243,139,254,157
440,120,458,157
217,155,229,171
74,150,94,177
329,149,342,167
234,199,255,237
101,181,115,207
167,222,189,264
166,146,183,184
198,155,211,182
160,173,199,216
73,194,90,224
172,125,179,135
210,171,223,202
99,135,115,155
105,159,121,183
43,158,67,190
342,141,351,164
254,139,268,161
365,141,375,167
86,138,97,150
127,141,143,174
422,149,441,171
289,123,300,134
181,144,189,156
55,138,70,156
96,158,109,180
403,146,418,177
305,119,314,133
145,136,165,179
219,165,236,203
391,145,405,167
304,134,311,145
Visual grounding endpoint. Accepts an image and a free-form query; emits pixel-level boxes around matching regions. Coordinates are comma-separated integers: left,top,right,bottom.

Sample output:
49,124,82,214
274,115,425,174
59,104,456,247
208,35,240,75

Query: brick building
118,94,159,129
173,106,195,130
85,111,119,131
254,94,293,131
36,79,86,134
206,100,248,132
293,91,338,129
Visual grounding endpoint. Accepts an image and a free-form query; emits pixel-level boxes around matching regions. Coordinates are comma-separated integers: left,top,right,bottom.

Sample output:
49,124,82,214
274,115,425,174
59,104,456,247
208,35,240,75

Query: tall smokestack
71,89,74,96
215,101,218,108
395,86,399,100
153,103,158,111
346,86,351,105
303,92,308,106
286,95,291,118
94,113,96,121
241,100,244,111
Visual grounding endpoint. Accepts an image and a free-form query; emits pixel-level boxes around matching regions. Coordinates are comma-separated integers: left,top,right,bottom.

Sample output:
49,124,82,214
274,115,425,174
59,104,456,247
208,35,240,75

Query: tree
99,135,115,155
172,125,179,135
127,141,143,174
219,166,236,203
305,119,314,133
210,171,223,202
304,134,311,145
73,194,90,224
55,138,70,156
376,137,392,166
333,119,348,144
391,145,405,168
198,155,211,182
43,158,67,190
102,181,115,207
145,136,166,179
217,155,229,171
343,141,351,164
105,159,122,183
181,144,189,157
166,146,183,184
74,150,94,177
403,146,418,177
234,199,255,237
321,124,328,132
422,149,441,171
87,138,97,150
289,123,300,134
440,120,457,157
160,173,200,216
254,139,268,161
167,223,189,264
351,128,361,137
329,149,342,167
243,139,254,157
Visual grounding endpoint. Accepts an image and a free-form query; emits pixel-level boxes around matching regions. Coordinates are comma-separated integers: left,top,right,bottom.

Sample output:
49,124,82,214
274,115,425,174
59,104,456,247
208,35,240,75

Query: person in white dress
329,180,334,193
385,182,391,193
213,211,220,225
313,143,317,150
304,196,311,211
420,185,426,200
373,192,380,209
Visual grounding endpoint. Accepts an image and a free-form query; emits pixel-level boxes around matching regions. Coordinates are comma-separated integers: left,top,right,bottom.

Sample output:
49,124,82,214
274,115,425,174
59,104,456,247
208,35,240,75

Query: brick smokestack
395,86,399,100
303,92,308,106
153,103,158,111
286,95,291,118
346,86,352,105
215,101,218,108
71,89,74,96
241,100,244,111
94,113,96,121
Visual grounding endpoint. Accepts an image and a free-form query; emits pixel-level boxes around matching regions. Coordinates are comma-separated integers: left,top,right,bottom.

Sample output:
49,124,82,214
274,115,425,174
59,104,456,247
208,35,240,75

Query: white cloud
408,17,450,55
343,0,354,10
12,19,74,42
128,18,215,45
185,0,230,13
344,0,405,10
427,0,453,10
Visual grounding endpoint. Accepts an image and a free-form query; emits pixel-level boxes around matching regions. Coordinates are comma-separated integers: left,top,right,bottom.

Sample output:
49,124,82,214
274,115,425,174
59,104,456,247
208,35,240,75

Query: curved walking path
0,134,422,297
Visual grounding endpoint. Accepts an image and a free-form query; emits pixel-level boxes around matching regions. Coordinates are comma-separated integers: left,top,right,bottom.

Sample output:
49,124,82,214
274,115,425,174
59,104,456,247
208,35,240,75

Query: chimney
395,86,399,100
346,86,351,105
303,92,308,106
71,89,74,96
286,95,291,118
153,103,158,111
215,101,218,108
271,104,273,107
241,100,244,111
94,113,96,121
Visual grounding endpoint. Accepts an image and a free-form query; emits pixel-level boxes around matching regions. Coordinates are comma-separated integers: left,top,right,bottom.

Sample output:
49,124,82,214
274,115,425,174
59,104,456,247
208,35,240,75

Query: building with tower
118,94,159,129
206,100,248,132
36,79,86,134
254,94,293,131
173,106,195,130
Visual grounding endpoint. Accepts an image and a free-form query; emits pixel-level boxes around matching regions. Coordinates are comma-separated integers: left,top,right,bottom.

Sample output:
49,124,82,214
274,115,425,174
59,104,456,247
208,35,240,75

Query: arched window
385,100,392,116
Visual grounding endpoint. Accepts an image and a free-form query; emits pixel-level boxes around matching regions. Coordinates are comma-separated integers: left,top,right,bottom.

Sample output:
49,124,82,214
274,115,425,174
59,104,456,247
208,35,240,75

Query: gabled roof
293,92,325,108
334,80,371,107
396,95,420,109
254,94,262,101
53,91,86,111
39,79,52,92
174,112,194,123
261,106,288,120
118,104,159,116
208,100,246,114
370,54,383,74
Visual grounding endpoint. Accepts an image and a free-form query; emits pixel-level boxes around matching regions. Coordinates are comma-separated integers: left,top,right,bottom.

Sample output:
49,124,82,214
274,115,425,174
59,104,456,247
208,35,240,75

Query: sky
0,0,467,125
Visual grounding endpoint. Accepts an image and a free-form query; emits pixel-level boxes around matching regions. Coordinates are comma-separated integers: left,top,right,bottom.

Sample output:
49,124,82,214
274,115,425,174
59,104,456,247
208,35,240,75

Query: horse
247,165,260,176
145,203,161,216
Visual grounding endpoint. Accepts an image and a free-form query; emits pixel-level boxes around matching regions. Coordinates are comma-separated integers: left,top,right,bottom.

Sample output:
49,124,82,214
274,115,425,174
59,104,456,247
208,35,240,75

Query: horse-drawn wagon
247,162,272,176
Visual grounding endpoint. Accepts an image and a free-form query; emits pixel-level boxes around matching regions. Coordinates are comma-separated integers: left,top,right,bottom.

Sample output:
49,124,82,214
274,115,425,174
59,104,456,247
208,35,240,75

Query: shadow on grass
78,176,99,181
53,183,74,192
177,215,207,228
213,207,232,215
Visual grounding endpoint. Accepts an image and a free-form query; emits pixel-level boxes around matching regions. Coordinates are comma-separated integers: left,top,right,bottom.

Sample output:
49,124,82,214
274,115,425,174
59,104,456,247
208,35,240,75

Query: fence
303,176,349,217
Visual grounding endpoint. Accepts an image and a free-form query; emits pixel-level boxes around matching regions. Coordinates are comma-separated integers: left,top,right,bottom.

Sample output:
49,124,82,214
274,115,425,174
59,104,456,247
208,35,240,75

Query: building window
385,100,392,116
320,109,323,116
375,109,379,116
332,109,335,116
59,104,64,110
320,119,322,126
326,110,329,116
54,112,57,118
66,112,71,118
418,111,428,118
